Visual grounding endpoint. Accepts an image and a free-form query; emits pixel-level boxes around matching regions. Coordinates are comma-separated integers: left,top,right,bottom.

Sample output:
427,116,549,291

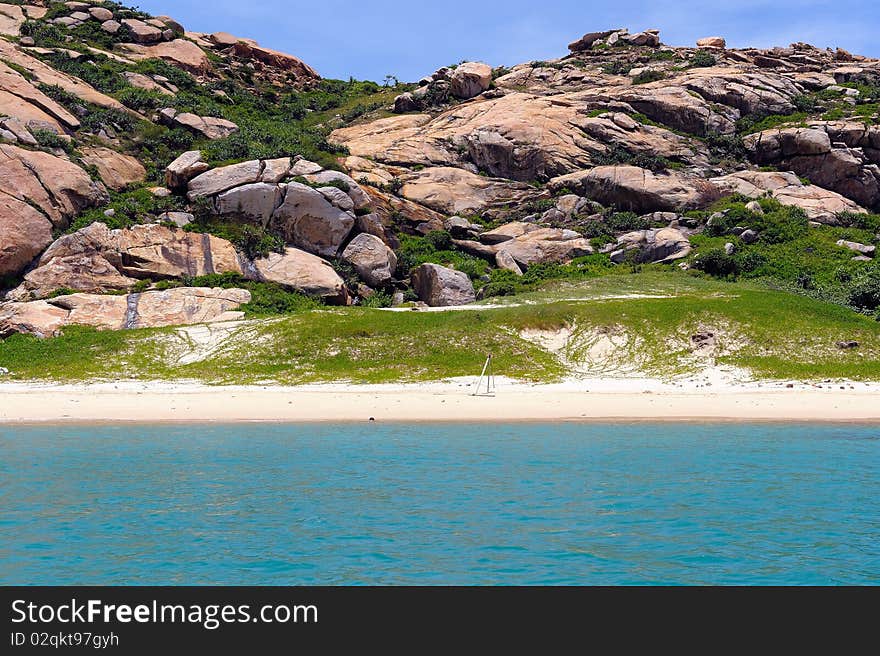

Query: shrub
593,146,673,172
395,234,488,280
185,220,285,260
601,61,631,76
425,230,453,251
118,86,164,112
837,211,880,233
30,128,70,152
848,268,880,313
694,248,738,278
632,70,665,85
360,292,394,308
690,50,717,68
182,273,320,316
579,211,654,241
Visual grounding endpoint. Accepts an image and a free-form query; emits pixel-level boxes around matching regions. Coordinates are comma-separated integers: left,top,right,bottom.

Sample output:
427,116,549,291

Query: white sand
1,375,878,423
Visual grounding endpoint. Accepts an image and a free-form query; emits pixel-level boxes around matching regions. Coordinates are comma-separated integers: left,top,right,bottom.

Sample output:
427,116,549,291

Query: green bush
481,255,615,298
847,266,880,313
30,128,70,152
579,211,654,241
360,292,394,308
601,61,631,76
179,272,320,316
67,188,185,233
185,220,285,260
425,230,453,251
632,70,666,85
690,50,717,68
593,146,674,171
118,86,165,111
396,234,488,280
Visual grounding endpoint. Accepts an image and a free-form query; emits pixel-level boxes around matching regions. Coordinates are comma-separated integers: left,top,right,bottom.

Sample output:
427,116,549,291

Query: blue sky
135,0,879,82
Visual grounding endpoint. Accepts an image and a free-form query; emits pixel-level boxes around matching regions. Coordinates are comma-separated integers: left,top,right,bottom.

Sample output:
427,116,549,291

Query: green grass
3,274,879,384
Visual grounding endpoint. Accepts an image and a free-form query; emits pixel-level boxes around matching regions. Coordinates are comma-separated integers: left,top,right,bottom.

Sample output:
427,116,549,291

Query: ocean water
0,422,878,585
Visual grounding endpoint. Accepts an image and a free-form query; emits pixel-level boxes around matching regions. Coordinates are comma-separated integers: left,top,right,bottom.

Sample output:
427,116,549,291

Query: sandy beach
1,375,879,423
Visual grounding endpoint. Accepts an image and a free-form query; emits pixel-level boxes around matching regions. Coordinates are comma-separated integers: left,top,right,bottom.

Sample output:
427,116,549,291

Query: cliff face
1,6,880,338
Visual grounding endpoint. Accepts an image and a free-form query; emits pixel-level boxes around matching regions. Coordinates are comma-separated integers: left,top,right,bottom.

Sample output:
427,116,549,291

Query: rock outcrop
79,147,146,191
710,170,867,222
411,263,476,307
0,287,251,337
8,223,243,300
551,165,713,213
744,123,880,210
158,108,239,140
342,234,398,287
610,227,692,264
252,248,348,303
0,145,107,277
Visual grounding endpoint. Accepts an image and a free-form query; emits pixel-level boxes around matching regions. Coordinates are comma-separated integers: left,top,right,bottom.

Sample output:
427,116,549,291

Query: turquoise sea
1,423,878,585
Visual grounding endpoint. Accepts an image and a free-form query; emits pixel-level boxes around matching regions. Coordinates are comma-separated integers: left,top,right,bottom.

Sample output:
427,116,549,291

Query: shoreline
2,377,879,424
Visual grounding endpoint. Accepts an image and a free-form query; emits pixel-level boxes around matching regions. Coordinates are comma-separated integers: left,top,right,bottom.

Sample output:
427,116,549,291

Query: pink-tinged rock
187,160,262,199
270,182,355,258
0,195,52,278
341,233,398,287
121,18,163,44
165,150,209,190
0,144,108,226
0,300,69,338
79,147,146,191
411,263,476,307
128,287,251,328
253,248,348,303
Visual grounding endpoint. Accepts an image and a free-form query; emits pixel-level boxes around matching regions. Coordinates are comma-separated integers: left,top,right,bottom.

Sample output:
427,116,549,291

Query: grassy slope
2,273,878,384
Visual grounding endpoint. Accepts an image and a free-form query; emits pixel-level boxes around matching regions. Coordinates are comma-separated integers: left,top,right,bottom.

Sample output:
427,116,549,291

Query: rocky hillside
1,5,880,341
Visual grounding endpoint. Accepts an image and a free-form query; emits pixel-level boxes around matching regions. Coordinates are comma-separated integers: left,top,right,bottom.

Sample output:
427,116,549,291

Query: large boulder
230,41,320,83
449,62,492,99
0,196,52,278
160,108,238,140
697,37,726,48
216,182,285,226
165,150,210,190
0,299,69,338
342,234,398,287
79,147,146,191
411,263,476,307
118,39,211,74
301,170,371,210
0,144,108,227
605,84,739,136
121,18,163,44
252,248,348,303
710,170,867,222
568,29,620,52
0,60,80,130
551,165,712,213
495,228,593,269
611,227,692,264
457,223,593,270
269,183,355,258
744,124,880,210
399,166,536,216
0,287,251,337
187,160,262,199
0,3,25,37
331,94,706,182
129,287,250,329
8,223,243,300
